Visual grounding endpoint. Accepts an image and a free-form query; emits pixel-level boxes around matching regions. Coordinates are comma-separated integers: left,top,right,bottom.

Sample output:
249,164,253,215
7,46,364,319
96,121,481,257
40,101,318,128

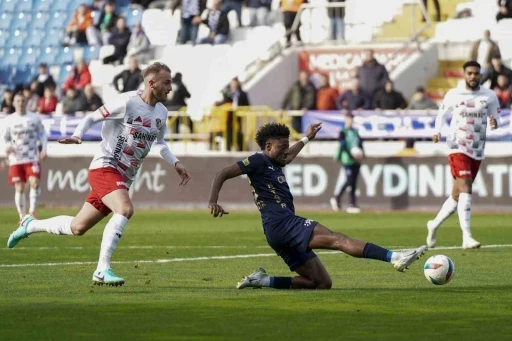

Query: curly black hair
255,123,290,150
463,60,481,70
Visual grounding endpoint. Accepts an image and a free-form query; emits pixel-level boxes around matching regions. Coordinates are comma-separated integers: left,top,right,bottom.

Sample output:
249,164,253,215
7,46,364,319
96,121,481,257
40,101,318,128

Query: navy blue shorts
264,215,318,271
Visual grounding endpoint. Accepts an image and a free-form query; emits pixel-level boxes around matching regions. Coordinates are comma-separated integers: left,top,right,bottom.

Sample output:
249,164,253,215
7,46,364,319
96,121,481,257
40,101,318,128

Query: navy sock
363,243,392,262
269,276,292,289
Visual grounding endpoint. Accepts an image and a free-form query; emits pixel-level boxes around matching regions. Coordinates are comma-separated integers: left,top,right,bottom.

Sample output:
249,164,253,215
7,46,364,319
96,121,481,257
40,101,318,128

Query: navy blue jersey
237,153,295,225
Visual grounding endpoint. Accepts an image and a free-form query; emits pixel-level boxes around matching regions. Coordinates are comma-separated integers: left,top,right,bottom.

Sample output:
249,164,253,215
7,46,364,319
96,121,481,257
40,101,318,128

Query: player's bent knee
70,219,90,236
115,204,134,219
315,278,333,290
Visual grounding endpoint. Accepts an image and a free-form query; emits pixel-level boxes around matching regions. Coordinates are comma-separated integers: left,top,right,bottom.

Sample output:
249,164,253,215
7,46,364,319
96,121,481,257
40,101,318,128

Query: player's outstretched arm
286,122,322,164
208,163,243,217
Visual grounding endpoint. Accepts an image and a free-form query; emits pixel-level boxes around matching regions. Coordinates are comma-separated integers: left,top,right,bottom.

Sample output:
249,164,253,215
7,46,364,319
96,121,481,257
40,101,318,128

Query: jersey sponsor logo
113,135,127,162
460,112,484,119
133,132,157,141
116,181,129,188
99,106,110,118
242,158,250,166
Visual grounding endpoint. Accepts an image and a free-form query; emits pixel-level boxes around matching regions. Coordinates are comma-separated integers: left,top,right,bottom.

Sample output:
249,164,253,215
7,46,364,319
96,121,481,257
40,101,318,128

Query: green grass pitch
0,208,511,341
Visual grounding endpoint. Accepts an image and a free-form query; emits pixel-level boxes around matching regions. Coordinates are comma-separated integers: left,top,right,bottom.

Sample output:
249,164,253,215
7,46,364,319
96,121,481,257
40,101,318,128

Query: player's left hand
490,116,498,129
305,122,322,140
175,161,191,186
39,151,47,160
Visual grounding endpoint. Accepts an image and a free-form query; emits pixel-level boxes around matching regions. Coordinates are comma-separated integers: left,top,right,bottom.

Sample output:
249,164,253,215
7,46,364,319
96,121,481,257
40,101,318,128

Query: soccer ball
424,255,455,285
350,147,363,159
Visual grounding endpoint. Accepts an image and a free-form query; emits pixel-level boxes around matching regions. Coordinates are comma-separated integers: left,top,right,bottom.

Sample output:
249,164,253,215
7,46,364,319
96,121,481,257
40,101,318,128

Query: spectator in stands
407,86,438,110
494,75,512,108
1,90,15,114
328,0,345,40
165,72,191,110
373,80,407,110
112,56,143,93
103,17,132,65
64,4,94,46
221,77,250,107
247,0,271,27
126,23,151,63
336,79,372,110
470,30,501,79
282,71,316,111
422,0,441,22
221,0,243,27
23,84,40,112
131,0,155,9
497,0,512,22
62,87,88,115
356,49,389,98
37,86,58,115
32,63,56,98
84,84,104,111
92,1,119,45
173,0,207,44
282,0,305,48
481,56,512,89
62,59,92,92
197,0,230,45
316,74,338,110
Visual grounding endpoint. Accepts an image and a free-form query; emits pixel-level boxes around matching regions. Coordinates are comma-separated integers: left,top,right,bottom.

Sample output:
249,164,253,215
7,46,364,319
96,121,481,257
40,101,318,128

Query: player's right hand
209,203,229,218
58,136,82,144
432,134,440,143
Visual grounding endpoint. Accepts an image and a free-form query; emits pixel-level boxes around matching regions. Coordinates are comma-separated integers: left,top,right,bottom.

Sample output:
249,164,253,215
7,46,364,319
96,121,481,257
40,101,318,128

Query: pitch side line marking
1,244,512,268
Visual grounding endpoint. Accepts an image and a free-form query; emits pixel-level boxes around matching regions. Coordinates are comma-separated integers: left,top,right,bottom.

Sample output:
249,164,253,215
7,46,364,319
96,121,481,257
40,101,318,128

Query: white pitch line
1,244,511,268
0,245,271,251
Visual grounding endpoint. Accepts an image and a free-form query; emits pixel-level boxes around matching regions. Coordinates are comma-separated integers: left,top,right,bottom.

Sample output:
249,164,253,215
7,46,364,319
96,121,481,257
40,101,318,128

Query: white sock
29,187,39,214
97,214,129,272
432,195,458,228
14,191,26,219
26,216,74,235
458,193,472,240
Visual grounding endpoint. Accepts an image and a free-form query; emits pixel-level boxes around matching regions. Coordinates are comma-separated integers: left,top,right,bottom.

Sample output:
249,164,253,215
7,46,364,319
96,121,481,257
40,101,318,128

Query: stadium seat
38,47,60,65
126,9,143,27
16,0,33,12
43,29,64,47
0,30,8,46
31,12,51,31
19,47,41,66
141,9,178,46
0,0,17,13
35,0,52,13
58,47,77,64
14,66,34,85
50,12,70,30
11,13,32,31
83,46,100,61
5,30,26,48
0,14,14,30
2,48,23,66
57,64,73,84
51,0,72,13
24,29,45,48
0,66,14,84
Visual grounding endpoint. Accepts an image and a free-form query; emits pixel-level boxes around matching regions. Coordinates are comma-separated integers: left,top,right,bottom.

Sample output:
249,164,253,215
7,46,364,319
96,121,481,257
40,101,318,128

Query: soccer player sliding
427,60,500,249
7,62,191,286
208,122,427,290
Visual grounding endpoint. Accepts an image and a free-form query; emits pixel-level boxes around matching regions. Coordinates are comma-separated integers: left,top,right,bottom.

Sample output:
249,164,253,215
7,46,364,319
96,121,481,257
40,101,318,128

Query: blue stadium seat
118,6,130,18
0,66,14,84
35,0,52,12
30,12,50,30
2,48,23,66
58,64,73,84
43,29,63,47
0,0,18,13
126,9,143,27
51,0,72,12
0,14,14,30
23,30,44,47
116,0,131,7
92,10,101,26
0,30,8,46
16,0,33,12
58,47,76,64
14,66,34,85
19,48,41,65
10,12,32,30
5,30,26,48
83,46,100,61
38,47,60,65
50,12,69,29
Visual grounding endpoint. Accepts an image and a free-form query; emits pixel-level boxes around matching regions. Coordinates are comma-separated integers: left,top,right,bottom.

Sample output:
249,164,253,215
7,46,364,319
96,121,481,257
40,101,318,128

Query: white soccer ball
424,255,455,285
350,146,363,158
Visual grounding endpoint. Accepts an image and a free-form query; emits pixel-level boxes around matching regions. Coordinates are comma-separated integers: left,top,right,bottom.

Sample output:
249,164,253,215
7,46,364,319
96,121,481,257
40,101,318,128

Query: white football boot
236,268,268,289
392,245,428,272
462,237,481,249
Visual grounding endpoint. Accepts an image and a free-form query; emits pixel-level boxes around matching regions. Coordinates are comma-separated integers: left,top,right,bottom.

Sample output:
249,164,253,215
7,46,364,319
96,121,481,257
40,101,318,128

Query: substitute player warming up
2,92,47,221
7,62,191,286
208,122,427,290
427,60,499,249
